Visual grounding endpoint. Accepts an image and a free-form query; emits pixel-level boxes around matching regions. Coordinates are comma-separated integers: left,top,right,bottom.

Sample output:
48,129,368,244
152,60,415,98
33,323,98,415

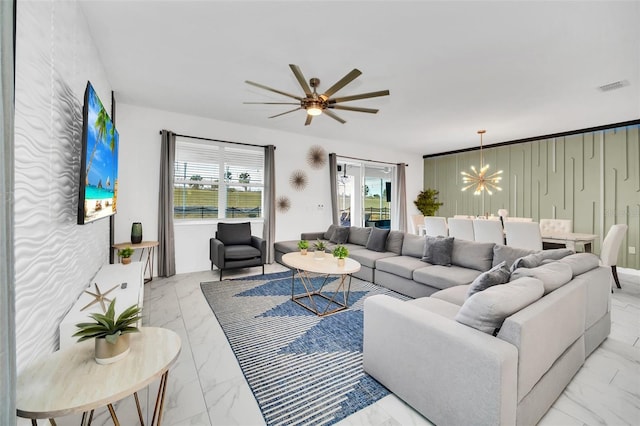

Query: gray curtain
395,163,408,232
329,153,339,225
158,130,176,277
0,0,16,423
263,145,275,263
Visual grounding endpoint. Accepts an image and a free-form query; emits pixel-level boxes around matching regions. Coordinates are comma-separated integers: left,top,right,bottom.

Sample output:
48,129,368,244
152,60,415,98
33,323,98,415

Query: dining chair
424,216,448,237
447,218,475,241
504,222,542,251
600,224,628,289
410,214,425,235
539,219,573,234
472,219,504,245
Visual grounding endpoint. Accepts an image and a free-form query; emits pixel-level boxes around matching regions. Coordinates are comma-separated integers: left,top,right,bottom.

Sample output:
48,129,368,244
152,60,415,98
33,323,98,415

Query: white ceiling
80,0,640,155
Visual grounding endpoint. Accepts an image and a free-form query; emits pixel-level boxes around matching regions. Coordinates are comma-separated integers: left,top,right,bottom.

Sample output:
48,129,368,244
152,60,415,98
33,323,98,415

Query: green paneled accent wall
423,125,639,269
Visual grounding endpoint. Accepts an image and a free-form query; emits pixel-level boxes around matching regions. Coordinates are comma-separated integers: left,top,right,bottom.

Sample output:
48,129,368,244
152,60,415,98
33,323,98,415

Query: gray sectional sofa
275,224,612,425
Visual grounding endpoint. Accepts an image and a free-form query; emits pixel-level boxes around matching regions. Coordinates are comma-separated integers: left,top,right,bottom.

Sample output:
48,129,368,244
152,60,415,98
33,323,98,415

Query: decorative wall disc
276,196,291,213
289,170,308,191
307,145,327,169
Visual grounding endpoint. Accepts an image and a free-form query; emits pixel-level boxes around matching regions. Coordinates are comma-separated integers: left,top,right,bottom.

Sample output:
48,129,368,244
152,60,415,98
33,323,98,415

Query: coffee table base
290,269,352,317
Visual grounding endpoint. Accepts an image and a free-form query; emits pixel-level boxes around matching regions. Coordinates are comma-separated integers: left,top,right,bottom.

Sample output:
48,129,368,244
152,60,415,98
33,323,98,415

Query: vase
131,222,143,244
300,249,308,255
122,257,132,265
95,334,130,365
337,258,345,267
314,250,325,259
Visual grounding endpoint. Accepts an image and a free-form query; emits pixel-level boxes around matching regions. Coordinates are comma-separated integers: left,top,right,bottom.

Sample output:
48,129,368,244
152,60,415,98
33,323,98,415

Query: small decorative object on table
73,299,141,365
332,245,349,267
131,222,143,244
313,239,327,259
118,247,134,264
298,239,309,255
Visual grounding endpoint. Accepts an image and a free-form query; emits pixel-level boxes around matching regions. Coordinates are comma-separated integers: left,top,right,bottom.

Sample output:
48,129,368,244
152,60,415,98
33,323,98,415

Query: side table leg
106,404,120,426
151,371,169,425
49,419,57,426
134,392,145,425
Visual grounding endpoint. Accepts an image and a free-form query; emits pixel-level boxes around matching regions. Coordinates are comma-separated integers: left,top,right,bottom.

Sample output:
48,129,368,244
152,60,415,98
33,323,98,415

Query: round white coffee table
282,252,361,316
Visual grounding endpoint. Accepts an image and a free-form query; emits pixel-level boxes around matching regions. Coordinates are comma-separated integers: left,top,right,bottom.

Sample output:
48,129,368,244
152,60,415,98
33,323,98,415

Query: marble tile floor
52,266,640,426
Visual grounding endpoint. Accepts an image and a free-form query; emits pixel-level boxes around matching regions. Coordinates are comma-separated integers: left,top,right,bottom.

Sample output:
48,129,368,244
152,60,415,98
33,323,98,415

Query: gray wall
14,0,112,372
424,124,639,269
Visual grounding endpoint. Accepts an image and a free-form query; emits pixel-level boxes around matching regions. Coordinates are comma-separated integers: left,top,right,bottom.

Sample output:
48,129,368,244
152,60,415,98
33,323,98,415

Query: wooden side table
17,327,181,425
113,241,159,283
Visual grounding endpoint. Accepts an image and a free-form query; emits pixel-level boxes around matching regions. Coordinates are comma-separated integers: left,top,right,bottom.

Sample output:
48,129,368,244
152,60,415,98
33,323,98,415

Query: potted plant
414,188,444,216
298,239,309,255
73,299,142,365
314,239,327,259
332,245,349,267
118,247,134,265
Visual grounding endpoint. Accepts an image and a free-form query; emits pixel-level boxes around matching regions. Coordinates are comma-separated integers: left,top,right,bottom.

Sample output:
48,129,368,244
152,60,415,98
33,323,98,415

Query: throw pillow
421,236,454,266
366,227,390,252
386,231,405,254
510,262,573,294
492,245,536,268
323,224,338,240
329,226,350,244
541,248,575,261
402,233,425,258
348,226,372,246
455,277,545,334
510,252,545,271
466,261,511,298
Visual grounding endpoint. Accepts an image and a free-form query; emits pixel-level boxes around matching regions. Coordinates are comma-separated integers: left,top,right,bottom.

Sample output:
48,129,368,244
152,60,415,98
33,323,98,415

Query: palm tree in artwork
85,107,115,185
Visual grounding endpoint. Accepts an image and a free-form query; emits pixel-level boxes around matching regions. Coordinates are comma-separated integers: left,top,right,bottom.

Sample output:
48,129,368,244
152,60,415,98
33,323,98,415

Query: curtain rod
159,130,275,149
333,153,408,167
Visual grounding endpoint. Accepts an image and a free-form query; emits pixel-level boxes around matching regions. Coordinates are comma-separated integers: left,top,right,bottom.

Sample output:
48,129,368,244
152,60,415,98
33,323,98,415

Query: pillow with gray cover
386,231,404,254
510,262,573,294
348,226,372,246
421,236,455,266
323,224,338,240
329,226,350,244
455,277,545,334
467,261,511,298
541,248,575,261
510,252,545,271
492,244,535,268
366,227,390,252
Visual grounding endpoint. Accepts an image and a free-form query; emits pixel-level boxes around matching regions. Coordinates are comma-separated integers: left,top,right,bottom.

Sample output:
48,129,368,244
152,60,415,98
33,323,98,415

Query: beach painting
82,83,119,223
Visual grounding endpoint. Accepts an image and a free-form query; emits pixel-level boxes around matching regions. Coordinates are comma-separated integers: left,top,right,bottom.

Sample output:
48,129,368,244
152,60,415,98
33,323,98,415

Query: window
173,138,264,220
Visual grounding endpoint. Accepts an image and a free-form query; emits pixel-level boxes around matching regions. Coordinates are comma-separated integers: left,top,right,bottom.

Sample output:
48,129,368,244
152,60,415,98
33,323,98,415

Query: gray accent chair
210,222,266,280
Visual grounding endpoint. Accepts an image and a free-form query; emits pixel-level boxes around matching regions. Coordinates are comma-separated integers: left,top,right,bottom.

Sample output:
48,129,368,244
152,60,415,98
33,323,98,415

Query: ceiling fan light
307,106,323,116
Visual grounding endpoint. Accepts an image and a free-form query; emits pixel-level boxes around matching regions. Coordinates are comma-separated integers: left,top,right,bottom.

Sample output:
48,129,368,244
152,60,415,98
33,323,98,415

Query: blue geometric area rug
200,271,410,426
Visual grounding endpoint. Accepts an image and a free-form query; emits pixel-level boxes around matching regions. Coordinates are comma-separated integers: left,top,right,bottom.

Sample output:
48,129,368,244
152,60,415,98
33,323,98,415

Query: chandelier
461,130,503,195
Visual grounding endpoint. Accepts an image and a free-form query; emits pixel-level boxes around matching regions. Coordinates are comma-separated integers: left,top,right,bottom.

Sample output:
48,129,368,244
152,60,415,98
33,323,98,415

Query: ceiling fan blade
323,109,346,124
320,69,362,100
328,90,390,104
328,105,379,114
268,107,302,119
245,80,303,101
243,102,300,105
304,114,313,126
289,64,313,97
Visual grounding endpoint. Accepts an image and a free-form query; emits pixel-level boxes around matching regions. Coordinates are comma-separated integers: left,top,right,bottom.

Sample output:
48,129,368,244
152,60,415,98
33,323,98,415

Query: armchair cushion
217,222,252,245
224,245,262,260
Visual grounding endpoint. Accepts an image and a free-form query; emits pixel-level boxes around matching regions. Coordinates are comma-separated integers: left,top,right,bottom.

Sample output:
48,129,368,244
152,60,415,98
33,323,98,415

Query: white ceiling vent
598,80,629,92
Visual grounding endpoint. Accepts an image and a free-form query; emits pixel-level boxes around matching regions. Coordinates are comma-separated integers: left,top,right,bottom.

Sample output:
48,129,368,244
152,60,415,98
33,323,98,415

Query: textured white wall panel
14,0,112,372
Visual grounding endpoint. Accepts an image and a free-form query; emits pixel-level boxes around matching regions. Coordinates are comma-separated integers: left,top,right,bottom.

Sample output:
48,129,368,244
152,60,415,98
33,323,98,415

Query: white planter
95,334,131,365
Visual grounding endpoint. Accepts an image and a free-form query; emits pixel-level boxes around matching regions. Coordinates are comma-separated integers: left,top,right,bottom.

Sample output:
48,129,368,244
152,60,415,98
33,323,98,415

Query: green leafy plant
298,240,309,250
117,247,134,258
314,239,327,251
332,245,349,259
73,299,141,344
414,189,444,216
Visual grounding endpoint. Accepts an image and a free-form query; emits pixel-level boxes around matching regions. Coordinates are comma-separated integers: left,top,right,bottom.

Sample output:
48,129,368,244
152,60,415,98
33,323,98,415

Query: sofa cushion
366,227,390,252
224,244,261,260
413,265,482,290
511,261,573,295
407,297,460,320
274,240,300,254
401,233,425,258
455,277,545,334
329,226,350,244
559,253,601,277
431,285,470,306
541,248,575,261
452,239,495,272
376,255,427,280
217,222,252,245
492,244,536,268
511,252,545,271
421,236,454,266
349,248,397,269
467,261,511,298
348,226,372,246
386,231,405,254
323,224,338,240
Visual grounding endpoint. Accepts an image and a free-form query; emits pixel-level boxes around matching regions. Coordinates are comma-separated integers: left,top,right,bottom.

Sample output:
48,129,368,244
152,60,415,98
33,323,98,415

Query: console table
113,240,158,283
17,327,181,425
541,232,598,252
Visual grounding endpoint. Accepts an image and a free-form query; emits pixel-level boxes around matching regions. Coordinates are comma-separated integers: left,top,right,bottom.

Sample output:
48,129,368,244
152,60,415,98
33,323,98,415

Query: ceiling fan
244,64,390,126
